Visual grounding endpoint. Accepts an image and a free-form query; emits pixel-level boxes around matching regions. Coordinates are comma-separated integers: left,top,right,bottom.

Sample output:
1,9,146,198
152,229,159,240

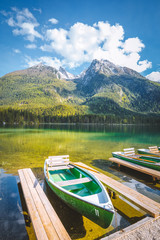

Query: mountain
76,59,160,114
5,63,75,80
0,60,160,117
80,59,143,83
0,63,84,111
59,66,75,79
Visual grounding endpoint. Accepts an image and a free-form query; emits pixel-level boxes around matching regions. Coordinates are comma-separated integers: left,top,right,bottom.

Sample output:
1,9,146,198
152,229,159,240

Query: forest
0,107,160,125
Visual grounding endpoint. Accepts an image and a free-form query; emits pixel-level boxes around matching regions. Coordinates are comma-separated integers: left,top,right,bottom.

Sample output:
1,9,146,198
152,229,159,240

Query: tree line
0,107,160,125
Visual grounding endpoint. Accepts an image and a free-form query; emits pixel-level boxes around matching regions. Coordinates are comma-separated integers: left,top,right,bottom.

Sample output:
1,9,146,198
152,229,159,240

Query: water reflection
0,125,160,239
0,169,28,240
32,168,131,239
92,159,160,203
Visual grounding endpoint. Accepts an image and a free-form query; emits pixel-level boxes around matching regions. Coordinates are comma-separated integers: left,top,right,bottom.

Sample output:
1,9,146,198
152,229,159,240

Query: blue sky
0,0,160,81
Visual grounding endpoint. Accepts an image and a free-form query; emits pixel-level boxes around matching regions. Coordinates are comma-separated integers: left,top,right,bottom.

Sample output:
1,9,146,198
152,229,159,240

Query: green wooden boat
138,146,160,160
112,148,160,171
44,155,114,228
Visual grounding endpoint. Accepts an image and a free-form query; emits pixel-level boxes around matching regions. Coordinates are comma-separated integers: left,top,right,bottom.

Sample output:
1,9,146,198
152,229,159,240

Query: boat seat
48,165,73,171
149,146,159,154
63,184,84,192
123,148,135,156
56,177,92,187
47,155,70,167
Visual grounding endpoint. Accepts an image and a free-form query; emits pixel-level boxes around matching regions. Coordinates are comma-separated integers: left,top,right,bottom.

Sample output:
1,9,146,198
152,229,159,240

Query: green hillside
0,71,83,109
76,73,160,113
0,61,160,124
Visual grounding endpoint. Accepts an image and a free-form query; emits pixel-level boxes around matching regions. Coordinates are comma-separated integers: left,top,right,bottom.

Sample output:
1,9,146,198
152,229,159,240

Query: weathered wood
102,216,153,240
47,155,70,167
48,160,69,167
71,162,100,173
22,169,59,240
109,157,160,179
18,170,48,240
18,168,71,240
149,146,159,153
27,168,71,240
123,148,135,151
123,148,135,156
48,165,71,171
75,162,160,218
49,155,69,159
56,177,92,187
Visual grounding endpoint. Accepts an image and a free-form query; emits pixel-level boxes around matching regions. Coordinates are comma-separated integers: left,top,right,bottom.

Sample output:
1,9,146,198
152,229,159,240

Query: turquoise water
0,124,160,239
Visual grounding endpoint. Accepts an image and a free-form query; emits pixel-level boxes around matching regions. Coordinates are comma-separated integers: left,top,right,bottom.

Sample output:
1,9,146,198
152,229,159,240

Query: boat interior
48,165,102,197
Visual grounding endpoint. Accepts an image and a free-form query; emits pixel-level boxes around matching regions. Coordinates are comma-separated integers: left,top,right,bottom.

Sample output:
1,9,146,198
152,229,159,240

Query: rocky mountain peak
4,63,75,80
59,66,75,79
80,59,144,85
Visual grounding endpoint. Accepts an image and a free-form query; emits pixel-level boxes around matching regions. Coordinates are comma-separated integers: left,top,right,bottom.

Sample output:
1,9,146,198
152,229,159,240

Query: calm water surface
0,124,160,240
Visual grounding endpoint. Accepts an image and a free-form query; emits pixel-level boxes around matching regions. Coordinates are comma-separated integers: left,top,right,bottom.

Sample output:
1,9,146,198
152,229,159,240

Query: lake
0,124,160,239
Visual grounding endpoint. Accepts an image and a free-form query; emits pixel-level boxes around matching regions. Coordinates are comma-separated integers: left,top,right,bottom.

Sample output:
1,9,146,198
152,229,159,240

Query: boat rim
44,160,114,214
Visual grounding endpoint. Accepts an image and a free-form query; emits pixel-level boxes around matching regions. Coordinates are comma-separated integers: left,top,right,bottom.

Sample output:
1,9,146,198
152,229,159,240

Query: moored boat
112,148,160,171
44,155,114,228
138,146,160,159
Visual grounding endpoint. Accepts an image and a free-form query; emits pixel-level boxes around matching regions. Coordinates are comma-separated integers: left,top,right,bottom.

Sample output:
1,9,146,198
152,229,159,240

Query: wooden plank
149,146,158,149
102,216,153,240
56,177,92,187
48,159,69,163
149,146,159,153
123,151,135,154
124,152,135,156
48,160,69,167
47,155,70,167
22,169,60,240
49,155,69,159
48,166,71,171
18,170,48,240
75,162,160,218
71,162,100,173
27,168,71,240
109,157,160,179
123,148,135,151
123,148,135,156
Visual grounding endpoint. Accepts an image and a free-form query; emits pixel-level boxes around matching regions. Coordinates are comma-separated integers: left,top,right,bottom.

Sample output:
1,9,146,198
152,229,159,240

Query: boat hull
44,159,114,228
45,177,114,228
138,149,160,160
112,152,160,171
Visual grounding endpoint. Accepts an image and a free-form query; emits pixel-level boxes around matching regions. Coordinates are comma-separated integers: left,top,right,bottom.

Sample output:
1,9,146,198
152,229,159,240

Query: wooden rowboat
112,148,160,171
44,155,114,228
138,146,160,159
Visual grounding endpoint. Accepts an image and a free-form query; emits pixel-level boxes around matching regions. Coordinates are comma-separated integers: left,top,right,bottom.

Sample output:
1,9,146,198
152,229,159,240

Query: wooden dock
108,157,160,181
18,168,71,240
75,162,160,218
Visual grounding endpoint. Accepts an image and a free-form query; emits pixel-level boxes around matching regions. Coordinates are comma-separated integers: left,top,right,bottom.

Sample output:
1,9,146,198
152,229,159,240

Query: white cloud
25,56,62,69
7,17,15,26
122,37,144,53
146,72,160,82
48,18,58,24
0,10,9,17
13,49,21,53
41,21,151,72
33,8,42,14
5,8,43,42
25,44,37,49
2,9,152,73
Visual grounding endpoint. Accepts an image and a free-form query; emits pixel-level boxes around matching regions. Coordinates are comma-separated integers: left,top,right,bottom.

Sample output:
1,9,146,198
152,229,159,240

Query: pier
75,162,160,218
108,157,160,181
18,163,160,240
18,168,71,240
